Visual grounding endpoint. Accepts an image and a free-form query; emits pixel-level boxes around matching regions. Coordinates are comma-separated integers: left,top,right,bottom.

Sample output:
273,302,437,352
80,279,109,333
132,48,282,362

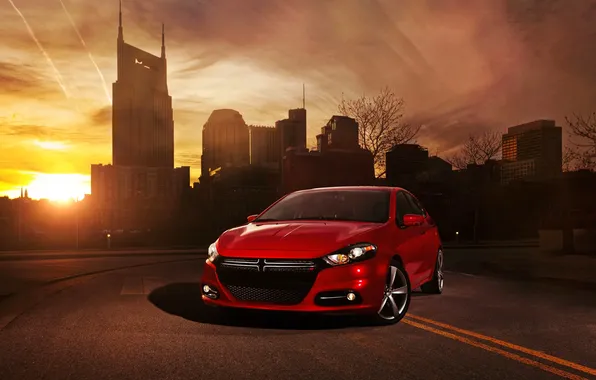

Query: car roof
292,186,405,193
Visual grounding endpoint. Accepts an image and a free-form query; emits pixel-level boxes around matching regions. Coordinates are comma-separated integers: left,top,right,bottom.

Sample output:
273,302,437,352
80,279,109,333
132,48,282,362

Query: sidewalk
443,240,539,249
445,247,596,286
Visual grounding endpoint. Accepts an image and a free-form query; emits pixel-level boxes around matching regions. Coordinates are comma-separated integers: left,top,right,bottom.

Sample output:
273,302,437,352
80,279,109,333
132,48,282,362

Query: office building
89,3,190,229
501,120,562,185
317,116,359,152
112,3,173,168
282,116,374,193
386,144,430,186
91,164,190,228
201,109,250,178
275,108,307,161
249,125,277,167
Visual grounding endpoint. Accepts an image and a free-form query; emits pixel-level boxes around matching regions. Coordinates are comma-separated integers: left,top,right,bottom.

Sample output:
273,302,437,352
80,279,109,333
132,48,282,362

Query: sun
26,173,90,202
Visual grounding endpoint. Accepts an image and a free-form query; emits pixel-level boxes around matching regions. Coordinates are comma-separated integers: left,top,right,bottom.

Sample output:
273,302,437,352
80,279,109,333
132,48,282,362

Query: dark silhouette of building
201,109,250,178
90,164,190,228
463,160,502,184
386,144,429,187
317,116,359,152
0,196,11,248
89,2,190,230
501,119,562,185
91,165,190,201
426,157,453,180
112,2,173,168
275,108,307,161
282,116,374,193
249,125,277,167
411,156,454,185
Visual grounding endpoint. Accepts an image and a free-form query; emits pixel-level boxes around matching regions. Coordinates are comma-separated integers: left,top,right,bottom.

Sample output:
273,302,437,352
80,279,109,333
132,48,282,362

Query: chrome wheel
437,249,444,292
377,264,409,321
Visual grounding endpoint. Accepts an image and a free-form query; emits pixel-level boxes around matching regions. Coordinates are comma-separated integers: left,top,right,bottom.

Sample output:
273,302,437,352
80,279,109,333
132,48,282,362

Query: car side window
404,192,425,216
395,191,415,227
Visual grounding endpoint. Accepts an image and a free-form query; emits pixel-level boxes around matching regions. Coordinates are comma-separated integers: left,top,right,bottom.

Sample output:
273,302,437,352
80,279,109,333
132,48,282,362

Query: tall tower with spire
112,1,174,168
89,1,190,231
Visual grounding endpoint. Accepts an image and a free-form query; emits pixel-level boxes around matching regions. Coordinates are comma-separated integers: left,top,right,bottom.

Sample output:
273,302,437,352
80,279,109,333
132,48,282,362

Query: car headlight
207,242,219,263
323,243,377,266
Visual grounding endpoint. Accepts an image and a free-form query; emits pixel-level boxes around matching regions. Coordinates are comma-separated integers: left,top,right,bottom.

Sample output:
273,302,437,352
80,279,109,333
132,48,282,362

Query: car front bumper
200,257,387,314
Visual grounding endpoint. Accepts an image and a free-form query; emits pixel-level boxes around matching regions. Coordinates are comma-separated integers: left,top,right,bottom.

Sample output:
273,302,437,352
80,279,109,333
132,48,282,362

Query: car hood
217,221,383,258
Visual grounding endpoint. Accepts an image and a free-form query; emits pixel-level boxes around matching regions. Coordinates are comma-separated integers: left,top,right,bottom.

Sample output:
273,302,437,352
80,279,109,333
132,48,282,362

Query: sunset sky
1,0,596,200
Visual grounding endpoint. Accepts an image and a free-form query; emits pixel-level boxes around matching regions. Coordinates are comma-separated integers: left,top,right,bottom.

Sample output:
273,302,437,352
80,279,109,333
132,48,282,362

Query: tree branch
446,129,502,169
563,113,596,171
338,87,419,177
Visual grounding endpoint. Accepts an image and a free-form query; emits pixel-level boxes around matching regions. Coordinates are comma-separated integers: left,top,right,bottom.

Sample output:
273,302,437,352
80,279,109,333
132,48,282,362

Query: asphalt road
0,253,203,296
0,253,595,379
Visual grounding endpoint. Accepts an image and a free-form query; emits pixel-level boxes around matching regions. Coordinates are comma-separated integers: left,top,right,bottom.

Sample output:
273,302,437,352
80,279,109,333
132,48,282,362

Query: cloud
1,124,49,138
90,105,111,125
0,122,108,144
0,169,36,190
2,0,596,195
175,152,201,167
120,0,596,134
0,62,61,96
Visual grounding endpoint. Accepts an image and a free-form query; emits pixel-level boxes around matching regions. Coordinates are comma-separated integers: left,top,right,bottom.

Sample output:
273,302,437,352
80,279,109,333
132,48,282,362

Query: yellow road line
403,319,588,380
407,314,596,377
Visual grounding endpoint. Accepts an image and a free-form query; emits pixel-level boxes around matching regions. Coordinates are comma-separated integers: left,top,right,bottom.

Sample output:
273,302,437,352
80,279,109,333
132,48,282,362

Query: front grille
225,285,308,305
215,257,320,305
220,258,260,272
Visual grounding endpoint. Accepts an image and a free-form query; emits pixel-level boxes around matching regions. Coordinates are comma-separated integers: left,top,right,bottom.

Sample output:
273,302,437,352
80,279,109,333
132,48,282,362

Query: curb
0,255,207,331
0,246,207,254
0,249,207,262
443,244,539,249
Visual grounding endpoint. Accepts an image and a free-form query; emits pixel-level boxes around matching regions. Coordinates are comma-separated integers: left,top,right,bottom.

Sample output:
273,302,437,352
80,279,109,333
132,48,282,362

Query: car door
402,192,436,281
393,190,427,287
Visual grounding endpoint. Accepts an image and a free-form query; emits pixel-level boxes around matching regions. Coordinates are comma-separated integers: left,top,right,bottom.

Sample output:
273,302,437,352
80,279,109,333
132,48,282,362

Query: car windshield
255,189,390,223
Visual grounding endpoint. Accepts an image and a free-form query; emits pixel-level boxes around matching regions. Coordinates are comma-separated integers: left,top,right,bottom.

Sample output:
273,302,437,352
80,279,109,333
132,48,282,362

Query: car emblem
258,259,265,272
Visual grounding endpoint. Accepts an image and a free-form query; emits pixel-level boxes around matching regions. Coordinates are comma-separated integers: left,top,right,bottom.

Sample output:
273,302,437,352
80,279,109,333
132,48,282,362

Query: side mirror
403,214,425,227
247,214,258,223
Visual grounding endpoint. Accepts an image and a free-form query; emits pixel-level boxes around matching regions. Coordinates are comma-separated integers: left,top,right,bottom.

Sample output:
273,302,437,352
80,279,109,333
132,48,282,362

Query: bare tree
445,130,502,170
564,113,596,171
338,87,420,177
562,145,577,172
443,129,502,244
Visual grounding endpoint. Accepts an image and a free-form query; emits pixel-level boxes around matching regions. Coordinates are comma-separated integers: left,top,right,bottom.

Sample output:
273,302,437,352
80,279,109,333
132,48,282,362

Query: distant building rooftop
507,119,557,134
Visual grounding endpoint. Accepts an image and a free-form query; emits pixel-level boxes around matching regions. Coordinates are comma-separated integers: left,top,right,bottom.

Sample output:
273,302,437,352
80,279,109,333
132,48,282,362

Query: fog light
347,292,356,301
203,285,211,293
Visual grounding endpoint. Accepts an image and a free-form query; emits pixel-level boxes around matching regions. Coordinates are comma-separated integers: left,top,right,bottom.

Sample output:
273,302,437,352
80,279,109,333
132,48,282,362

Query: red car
200,186,444,324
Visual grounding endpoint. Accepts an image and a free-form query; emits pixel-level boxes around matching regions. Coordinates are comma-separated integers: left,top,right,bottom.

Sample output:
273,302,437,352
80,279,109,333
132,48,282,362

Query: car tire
370,259,411,325
421,248,444,294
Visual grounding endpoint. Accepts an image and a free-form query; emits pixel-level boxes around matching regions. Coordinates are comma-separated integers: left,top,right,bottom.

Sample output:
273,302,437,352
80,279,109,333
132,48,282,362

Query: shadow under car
147,282,386,330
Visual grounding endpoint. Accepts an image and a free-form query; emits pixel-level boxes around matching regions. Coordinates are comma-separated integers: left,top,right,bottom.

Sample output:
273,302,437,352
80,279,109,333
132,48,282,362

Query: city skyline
2,0,596,200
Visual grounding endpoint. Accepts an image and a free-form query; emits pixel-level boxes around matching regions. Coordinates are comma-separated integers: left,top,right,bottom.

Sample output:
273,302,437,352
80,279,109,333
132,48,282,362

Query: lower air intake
225,285,309,305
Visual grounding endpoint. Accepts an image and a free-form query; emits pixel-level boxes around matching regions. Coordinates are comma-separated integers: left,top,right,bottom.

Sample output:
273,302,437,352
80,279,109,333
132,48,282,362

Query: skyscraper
249,125,277,166
275,108,307,161
112,0,174,168
200,109,250,178
90,2,189,230
501,120,562,185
